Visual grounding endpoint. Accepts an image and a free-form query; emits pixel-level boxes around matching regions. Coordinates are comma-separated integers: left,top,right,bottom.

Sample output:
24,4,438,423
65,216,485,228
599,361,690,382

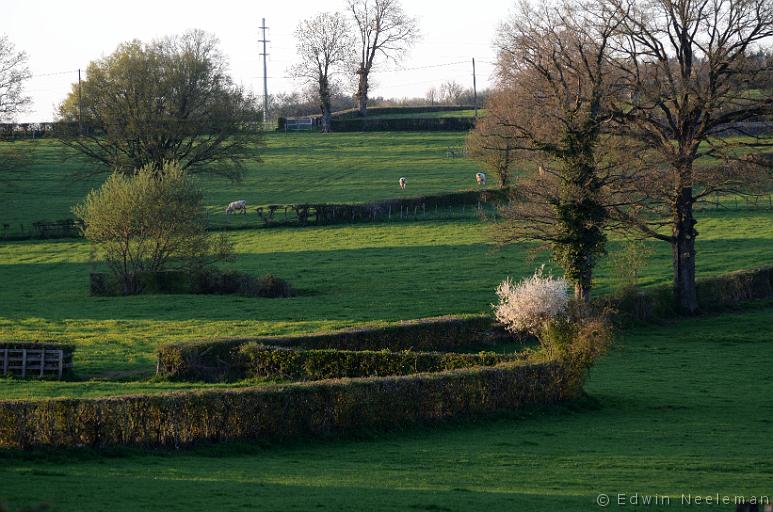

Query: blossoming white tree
493,266,569,336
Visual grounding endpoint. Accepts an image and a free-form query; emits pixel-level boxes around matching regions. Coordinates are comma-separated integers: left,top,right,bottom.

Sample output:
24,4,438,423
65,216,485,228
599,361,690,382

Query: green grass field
0,208,771,398
0,132,485,229
1,130,772,510
1,303,771,511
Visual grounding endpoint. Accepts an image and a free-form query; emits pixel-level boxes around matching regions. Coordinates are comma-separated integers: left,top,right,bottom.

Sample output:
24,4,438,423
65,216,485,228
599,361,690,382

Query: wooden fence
1,347,73,379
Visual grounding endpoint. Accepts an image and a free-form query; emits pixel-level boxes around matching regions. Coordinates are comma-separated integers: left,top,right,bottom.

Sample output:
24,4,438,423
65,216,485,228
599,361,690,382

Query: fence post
39,349,45,377
21,349,27,377
2,348,7,376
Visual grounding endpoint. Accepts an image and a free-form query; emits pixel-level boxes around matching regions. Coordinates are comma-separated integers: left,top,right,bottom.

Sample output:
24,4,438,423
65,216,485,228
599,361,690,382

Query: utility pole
259,18,270,124
472,58,478,119
78,69,83,134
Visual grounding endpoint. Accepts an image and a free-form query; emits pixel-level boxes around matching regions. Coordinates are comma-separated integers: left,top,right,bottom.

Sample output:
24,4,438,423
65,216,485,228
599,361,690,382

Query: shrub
90,268,294,298
493,266,570,336
74,162,233,295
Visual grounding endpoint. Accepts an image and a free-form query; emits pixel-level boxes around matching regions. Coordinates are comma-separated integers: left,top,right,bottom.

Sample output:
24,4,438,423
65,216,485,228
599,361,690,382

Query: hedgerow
0,360,575,449
238,345,524,381
156,315,511,381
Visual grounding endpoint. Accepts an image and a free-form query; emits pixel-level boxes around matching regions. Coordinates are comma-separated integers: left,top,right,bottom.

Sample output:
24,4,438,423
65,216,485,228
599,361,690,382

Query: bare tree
465,92,518,188
291,12,354,132
440,80,465,104
348,0,419,116
0,35,31,121
425,86,438,105
57,30,261,179
606,0,773,313
488,0,631,301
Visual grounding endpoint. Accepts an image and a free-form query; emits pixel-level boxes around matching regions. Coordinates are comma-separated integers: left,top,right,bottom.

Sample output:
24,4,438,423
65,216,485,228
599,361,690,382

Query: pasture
1,303,771,511
0,208,772,398
0,130,772,511
0,132,484,229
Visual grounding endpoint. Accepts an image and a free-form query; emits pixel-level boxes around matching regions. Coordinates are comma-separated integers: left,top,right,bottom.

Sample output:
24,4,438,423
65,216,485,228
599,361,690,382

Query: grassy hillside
1,303,771,511
0,132,484,229
1,209,771,398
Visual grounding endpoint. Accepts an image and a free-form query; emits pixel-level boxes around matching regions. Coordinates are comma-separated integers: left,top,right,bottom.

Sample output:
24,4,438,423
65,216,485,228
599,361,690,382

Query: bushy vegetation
74,162,232,294
493,267,570,336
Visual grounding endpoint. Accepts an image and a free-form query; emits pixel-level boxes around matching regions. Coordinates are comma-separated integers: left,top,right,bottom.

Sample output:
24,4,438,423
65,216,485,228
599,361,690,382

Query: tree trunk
574,281,591,303
320,79,332,133
320,108,332,133
355,68,369,117
672,182,699,314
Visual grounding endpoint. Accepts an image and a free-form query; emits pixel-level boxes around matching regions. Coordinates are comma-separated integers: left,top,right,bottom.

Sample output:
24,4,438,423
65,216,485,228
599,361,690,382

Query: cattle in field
475,172,487,186
226,200,247,215
399,177,407,190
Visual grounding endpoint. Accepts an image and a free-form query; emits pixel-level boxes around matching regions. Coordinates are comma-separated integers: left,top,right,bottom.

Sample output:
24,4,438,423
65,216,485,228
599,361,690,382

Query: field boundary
0,359,575,449
156,315,511,382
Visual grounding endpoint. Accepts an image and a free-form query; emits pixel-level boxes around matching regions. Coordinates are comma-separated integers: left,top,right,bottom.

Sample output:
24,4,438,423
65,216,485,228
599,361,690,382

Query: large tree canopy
57,30,261,179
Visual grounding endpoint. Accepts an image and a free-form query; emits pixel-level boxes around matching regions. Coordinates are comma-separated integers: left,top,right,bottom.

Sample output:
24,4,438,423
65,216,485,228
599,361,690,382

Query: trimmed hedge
331,105,477,120
156,315,512,382
0,341,75,353
0,360,575,449
90,269,294,298
331,117,475,132
605,265,773,323
239,345,524,381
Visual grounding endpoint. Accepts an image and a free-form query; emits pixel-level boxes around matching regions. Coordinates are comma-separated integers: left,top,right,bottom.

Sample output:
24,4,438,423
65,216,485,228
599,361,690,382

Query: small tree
494,267,570,337
465,91,518,188
73,161,231,294
290,12,354,133
440,80,465,105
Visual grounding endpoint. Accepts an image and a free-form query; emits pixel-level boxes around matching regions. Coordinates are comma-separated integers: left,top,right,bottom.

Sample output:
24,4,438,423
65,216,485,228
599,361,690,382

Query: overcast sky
6,0,512,122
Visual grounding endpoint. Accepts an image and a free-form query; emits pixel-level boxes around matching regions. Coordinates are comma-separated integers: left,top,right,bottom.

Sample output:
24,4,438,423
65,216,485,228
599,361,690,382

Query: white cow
226,200,247,215
399,177,407,190
475,172,487,186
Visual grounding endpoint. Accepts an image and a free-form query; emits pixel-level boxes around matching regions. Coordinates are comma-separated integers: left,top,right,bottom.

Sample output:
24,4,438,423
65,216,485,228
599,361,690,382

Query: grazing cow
226,200,247,215
399,177,407,190
475,172,487,186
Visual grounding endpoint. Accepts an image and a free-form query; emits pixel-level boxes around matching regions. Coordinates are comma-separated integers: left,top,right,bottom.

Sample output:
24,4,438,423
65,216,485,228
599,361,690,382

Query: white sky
6,0,512,122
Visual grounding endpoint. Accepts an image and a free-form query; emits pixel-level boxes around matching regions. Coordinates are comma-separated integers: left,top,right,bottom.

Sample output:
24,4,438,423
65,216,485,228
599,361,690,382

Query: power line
29,70,79,79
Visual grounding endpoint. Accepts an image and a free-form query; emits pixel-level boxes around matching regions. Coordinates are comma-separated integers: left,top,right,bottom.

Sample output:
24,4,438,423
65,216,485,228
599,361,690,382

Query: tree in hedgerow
57,30,261,179
73,161,232,295
489,0,633,302
604,0,773,313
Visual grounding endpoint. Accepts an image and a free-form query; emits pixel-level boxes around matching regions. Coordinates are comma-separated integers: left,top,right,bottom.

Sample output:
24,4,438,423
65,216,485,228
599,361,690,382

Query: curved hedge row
156,315,513,382
0,360,575,449
239,345,525,381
